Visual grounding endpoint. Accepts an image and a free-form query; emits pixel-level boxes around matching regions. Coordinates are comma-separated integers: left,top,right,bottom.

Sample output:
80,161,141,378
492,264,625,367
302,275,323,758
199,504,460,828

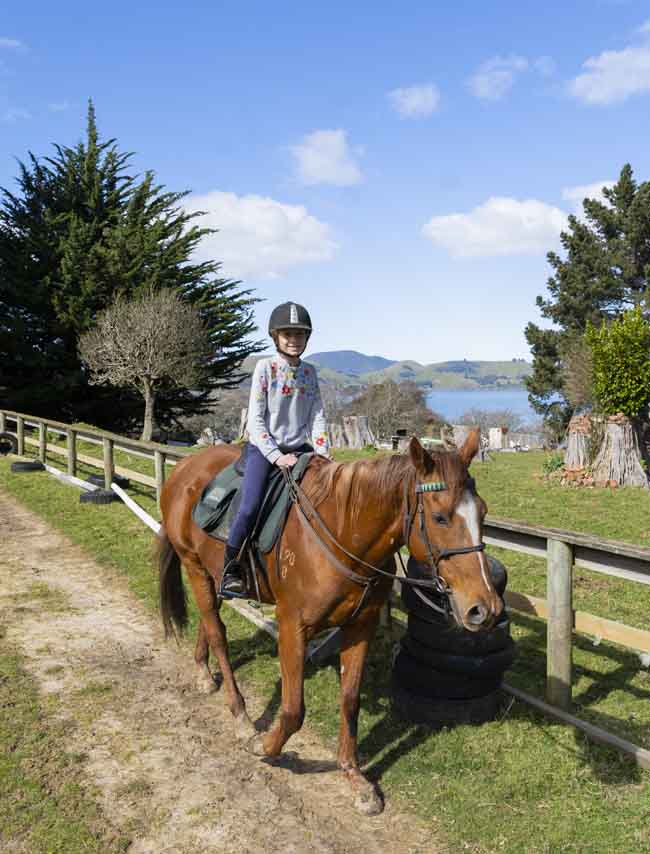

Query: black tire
0,432,18,456
401,634,517,678
79,489,119,505
391,676,504,728
10,460,45,472
86,473,130,489
407,612,512,656
393,649,502,700
487,555,508,597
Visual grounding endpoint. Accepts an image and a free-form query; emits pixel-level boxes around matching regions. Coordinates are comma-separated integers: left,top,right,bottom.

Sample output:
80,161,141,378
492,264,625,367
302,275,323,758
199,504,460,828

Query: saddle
192,446,314,572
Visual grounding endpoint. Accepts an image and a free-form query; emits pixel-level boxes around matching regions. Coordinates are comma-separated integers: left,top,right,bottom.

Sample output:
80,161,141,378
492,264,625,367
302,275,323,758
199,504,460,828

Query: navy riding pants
227,443,312,552
227,444,274,551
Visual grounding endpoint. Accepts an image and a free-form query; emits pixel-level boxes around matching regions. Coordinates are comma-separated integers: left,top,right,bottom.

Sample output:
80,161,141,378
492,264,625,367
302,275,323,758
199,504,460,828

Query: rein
282,467,485,620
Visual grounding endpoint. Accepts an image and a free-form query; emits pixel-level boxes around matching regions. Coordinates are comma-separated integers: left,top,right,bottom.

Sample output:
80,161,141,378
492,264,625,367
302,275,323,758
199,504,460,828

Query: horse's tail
156,528,188,638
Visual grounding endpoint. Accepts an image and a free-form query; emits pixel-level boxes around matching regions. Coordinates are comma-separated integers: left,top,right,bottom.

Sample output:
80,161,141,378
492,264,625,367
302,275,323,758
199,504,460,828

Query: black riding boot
219,545,247,599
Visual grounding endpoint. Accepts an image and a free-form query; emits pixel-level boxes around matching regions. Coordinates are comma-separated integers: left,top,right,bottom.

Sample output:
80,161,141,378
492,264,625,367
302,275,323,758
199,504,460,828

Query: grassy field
0,623,129,852
1,447,649,853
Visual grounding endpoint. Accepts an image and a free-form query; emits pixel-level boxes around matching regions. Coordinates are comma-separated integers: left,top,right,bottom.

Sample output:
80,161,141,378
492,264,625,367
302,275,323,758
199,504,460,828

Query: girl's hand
276,453,298,468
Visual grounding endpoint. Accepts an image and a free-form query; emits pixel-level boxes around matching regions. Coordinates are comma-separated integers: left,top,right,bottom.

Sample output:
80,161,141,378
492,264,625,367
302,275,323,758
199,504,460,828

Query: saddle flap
193,450,314,556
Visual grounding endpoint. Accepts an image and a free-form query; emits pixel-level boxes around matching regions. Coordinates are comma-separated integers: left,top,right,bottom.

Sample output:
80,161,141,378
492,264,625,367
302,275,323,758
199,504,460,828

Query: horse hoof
353,786,384,816
195,674,217,695
233,712,256,742
245,733,267,757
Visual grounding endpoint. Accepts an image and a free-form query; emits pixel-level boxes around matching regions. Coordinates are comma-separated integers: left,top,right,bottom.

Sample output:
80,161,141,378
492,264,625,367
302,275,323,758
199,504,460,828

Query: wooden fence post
38,422,46,463
546,537,574,710
103,438,114,490
17,416,24,456
154,450,165,507
67,429,77,477
0,411,5,432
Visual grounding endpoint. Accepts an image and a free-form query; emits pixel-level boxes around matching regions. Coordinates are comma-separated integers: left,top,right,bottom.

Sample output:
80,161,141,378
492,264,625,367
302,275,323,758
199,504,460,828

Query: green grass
0,638,130,852
1,449,650,853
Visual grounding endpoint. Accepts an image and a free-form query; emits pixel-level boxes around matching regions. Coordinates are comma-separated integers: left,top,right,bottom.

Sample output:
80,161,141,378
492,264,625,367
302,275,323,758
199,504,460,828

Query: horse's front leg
338,611,384,815
263,615,306,756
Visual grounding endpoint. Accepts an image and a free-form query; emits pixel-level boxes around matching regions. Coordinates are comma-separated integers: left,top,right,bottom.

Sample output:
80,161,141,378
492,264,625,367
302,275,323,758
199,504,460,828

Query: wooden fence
0,409,191,505
2,408,650,740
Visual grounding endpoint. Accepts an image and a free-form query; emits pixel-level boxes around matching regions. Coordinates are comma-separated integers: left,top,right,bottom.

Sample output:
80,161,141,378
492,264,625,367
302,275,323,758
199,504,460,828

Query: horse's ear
408,436,429,473
459,428,480,467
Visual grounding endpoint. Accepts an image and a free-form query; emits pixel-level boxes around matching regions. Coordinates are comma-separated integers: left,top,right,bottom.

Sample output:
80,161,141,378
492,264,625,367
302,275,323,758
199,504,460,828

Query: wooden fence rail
0,409,191,505
2,408,650,713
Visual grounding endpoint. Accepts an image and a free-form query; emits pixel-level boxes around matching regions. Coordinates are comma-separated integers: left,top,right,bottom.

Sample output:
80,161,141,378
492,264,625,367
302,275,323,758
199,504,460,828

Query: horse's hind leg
194,621,217,695
337,613,383,816
185,564,255,740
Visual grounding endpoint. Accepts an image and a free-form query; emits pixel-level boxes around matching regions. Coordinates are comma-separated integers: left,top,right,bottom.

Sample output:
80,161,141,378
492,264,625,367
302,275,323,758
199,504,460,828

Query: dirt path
0,489,441,854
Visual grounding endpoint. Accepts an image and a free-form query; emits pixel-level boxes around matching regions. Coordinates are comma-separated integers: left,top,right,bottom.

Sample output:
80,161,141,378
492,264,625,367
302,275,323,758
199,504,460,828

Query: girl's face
277,328,308,360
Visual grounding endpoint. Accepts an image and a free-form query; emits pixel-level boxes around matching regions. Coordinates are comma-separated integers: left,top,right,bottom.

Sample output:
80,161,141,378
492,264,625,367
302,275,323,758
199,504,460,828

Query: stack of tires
392,555,516,727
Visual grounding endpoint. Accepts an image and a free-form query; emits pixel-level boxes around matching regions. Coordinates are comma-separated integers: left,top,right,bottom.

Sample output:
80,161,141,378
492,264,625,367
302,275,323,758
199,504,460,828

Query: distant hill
308,350,397,375
240,351,531,390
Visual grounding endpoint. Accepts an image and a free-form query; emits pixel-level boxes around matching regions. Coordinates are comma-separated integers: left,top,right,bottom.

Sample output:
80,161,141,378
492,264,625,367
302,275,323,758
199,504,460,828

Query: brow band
415,481,447,493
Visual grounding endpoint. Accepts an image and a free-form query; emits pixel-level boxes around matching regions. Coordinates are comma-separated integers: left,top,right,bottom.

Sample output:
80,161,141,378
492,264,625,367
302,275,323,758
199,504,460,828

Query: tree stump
238,407,248,441
564,414,592,469
452,425,473,449
342,415,375,449
591,414,649,488
328,422,347,449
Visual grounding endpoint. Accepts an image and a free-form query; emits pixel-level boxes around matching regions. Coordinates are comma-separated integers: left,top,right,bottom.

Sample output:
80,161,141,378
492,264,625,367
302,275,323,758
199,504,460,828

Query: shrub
585,308,650,418
542,452,564,474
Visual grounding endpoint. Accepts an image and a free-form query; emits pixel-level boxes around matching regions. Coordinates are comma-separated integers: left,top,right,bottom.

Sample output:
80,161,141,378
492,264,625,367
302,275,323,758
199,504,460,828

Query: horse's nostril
466,603,488,625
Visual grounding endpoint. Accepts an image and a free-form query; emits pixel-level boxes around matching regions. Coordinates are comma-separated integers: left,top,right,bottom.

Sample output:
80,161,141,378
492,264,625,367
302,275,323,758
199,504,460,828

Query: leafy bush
585,308,650,418
542,452,564,474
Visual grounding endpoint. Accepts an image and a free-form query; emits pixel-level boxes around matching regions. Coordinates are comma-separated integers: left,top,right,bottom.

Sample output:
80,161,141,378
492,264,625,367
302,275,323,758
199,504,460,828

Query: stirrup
219,563,248,600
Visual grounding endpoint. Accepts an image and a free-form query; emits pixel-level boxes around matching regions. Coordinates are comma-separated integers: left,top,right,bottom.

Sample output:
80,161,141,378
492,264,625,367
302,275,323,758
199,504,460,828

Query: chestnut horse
157,431,501,814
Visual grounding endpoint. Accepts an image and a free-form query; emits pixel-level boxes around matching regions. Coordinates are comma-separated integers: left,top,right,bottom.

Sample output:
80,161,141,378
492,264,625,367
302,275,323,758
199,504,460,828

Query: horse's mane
303,449,467,526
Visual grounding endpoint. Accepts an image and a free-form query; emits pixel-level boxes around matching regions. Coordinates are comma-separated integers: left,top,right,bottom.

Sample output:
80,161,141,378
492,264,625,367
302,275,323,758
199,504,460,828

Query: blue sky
2,1,650,363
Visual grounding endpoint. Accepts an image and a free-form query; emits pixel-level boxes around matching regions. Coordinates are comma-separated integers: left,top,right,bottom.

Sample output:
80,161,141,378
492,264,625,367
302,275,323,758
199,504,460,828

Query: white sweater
246,354,330,463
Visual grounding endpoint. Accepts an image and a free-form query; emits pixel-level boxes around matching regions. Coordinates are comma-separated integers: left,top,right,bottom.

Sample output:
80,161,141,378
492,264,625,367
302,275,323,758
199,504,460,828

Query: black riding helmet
268,302,313,336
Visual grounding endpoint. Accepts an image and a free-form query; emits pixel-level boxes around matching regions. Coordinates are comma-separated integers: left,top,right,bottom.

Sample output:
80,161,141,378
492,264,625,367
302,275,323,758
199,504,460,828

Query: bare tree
343,381,441,441
79,289,211,441
458,408,523,434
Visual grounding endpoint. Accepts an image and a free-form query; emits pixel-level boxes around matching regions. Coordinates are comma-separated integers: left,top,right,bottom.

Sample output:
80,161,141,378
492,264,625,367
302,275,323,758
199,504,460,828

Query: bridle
402,477,485,616
282,466,485,621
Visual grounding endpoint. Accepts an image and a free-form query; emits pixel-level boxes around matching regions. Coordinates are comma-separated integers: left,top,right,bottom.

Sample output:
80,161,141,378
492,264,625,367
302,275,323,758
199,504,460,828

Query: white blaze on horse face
456,489,491,593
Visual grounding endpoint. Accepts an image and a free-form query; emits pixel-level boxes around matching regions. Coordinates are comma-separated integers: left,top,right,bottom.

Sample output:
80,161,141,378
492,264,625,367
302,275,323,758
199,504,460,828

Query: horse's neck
335,459,407,565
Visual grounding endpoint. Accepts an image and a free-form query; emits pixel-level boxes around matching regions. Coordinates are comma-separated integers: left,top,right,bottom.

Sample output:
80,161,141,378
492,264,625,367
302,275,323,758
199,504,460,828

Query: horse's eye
433,513,448,525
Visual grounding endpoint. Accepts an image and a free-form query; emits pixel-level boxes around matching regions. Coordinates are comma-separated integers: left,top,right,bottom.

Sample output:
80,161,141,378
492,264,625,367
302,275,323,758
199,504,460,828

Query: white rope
43,464,98,492
110,483,160,533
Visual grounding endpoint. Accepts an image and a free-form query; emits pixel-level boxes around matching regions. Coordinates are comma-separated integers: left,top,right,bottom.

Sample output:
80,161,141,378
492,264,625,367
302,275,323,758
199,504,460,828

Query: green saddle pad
192,451,314,555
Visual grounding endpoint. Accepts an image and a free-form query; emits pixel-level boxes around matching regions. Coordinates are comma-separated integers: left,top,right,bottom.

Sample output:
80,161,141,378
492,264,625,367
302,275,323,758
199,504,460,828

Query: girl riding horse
220,301,330,598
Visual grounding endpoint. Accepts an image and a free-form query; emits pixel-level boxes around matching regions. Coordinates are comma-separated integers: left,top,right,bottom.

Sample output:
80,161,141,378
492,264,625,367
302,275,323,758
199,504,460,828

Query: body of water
425,387,536,425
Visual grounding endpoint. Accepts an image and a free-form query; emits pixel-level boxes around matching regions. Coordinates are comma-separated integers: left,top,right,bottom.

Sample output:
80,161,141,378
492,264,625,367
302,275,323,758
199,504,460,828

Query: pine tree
0,102,263,432
525,164,650,419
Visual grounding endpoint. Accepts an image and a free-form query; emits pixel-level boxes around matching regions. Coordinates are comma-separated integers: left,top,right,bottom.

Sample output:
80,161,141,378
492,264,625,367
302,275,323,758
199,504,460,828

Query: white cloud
638,19,650,34
388,84,440,118
422,196,567,257
467,55,529,101
48,100,70,112
290,129,362,186
184,191,338,279
570,44,650,104
562,180,615,211
2,107,31,122
0,37,24,50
